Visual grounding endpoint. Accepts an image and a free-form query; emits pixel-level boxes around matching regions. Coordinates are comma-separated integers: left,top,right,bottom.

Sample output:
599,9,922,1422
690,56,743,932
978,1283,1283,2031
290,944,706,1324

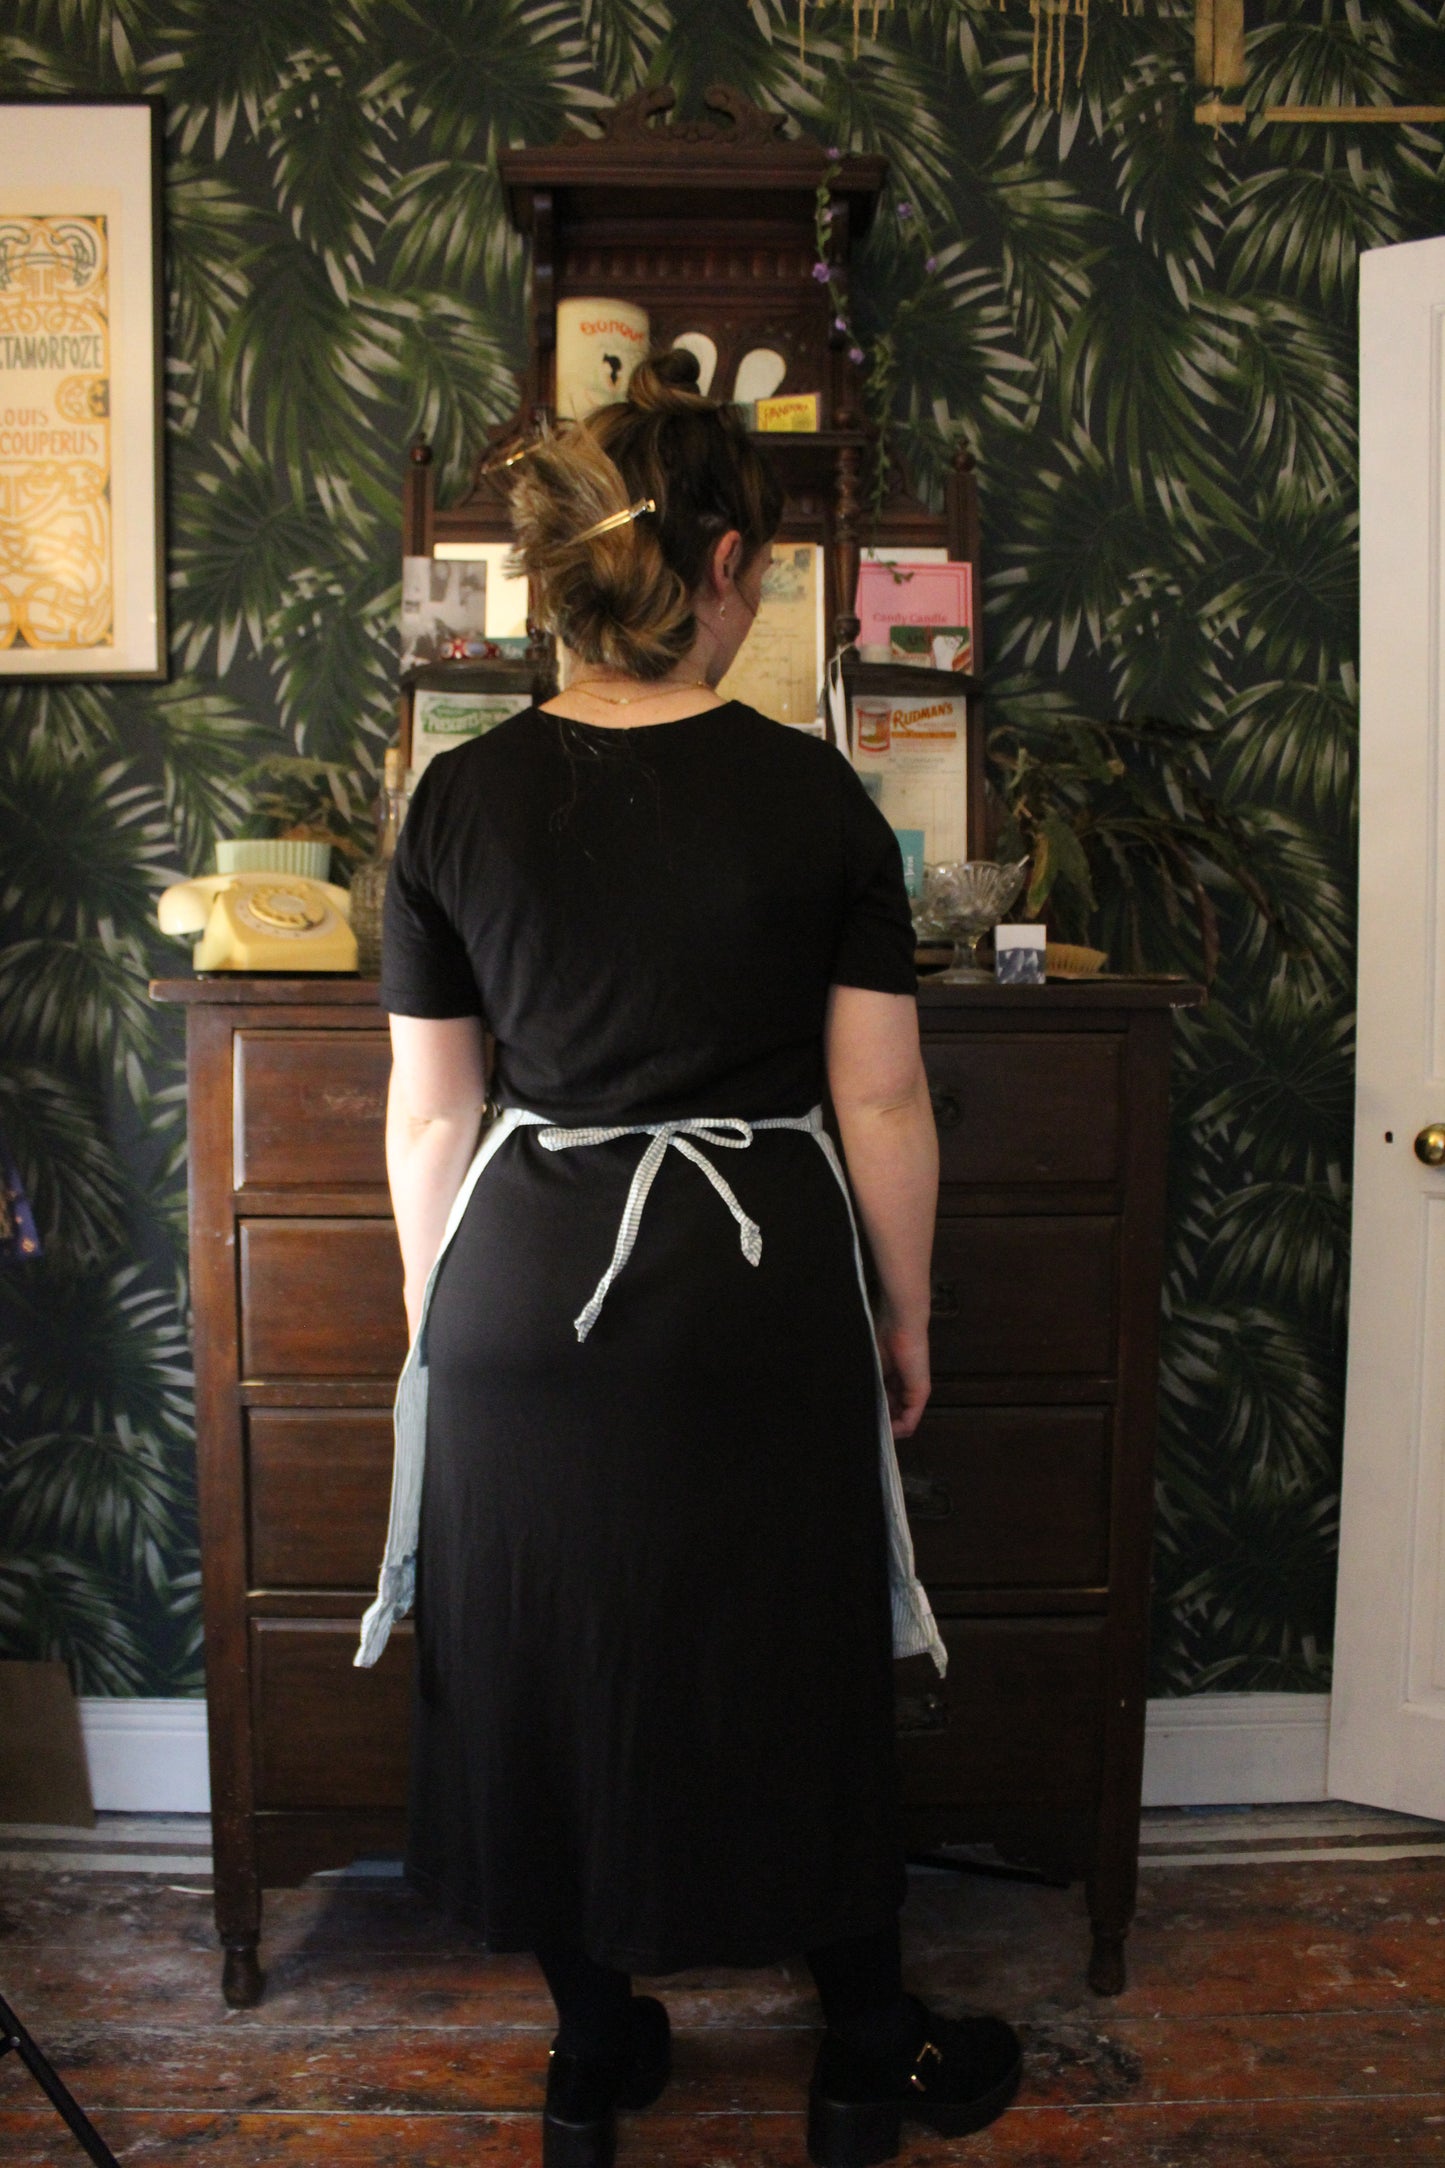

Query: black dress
380,701,919,1974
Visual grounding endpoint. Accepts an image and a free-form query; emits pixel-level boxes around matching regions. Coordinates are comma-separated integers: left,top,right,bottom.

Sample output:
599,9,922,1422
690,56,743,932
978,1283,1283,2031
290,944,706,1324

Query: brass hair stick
479,436,545,475
572,497,656,544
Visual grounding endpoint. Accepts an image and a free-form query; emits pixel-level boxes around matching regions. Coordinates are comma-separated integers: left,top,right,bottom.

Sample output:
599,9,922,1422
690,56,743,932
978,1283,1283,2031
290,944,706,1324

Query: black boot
543,1994,672,2168
806,1992,1021,2168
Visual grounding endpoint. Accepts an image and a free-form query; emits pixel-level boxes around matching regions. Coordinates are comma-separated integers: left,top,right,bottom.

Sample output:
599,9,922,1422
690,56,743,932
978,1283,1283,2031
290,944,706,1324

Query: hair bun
627,348,708,411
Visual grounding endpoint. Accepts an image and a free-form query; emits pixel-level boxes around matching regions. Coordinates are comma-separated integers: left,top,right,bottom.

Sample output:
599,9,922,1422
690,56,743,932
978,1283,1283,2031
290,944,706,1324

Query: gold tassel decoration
797,0,1136,93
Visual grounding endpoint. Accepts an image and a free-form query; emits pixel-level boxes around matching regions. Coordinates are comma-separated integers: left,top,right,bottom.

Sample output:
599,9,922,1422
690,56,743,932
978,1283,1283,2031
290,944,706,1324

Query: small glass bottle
350,746,407,976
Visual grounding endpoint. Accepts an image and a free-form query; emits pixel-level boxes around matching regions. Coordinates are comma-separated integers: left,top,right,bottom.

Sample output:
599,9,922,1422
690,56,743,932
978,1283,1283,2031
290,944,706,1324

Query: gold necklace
566,675,711,708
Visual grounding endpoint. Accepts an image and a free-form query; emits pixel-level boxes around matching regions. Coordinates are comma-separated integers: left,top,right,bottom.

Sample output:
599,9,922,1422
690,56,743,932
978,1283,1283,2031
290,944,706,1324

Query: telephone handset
158,872,358,973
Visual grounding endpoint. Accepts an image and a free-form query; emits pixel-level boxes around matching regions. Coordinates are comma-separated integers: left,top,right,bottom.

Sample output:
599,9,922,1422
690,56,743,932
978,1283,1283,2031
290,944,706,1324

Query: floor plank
3,1810,1444,2166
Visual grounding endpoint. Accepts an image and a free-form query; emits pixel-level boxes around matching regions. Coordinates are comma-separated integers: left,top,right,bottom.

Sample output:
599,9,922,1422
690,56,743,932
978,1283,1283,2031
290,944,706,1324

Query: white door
1330,236,1445,1817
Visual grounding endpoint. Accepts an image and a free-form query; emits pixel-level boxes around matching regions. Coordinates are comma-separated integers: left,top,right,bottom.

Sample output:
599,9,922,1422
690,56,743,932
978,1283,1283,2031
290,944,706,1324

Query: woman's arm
825,985,939,1439
387,1014,489,1340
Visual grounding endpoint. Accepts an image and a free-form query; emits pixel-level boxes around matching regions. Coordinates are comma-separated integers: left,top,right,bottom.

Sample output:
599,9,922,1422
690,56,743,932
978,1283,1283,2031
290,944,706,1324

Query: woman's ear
708,528,745,600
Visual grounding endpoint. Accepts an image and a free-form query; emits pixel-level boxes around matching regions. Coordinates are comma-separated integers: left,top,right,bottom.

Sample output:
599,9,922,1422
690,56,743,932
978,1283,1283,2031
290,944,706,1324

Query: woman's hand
876,1313,931,1439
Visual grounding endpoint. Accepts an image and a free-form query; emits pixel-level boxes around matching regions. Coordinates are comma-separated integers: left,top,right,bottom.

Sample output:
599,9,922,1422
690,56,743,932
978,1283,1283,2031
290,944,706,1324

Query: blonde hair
508,350,784,681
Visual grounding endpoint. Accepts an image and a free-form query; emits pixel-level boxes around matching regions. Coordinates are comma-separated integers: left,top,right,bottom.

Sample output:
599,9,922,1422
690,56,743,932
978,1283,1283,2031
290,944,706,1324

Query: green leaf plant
986,678,1305,988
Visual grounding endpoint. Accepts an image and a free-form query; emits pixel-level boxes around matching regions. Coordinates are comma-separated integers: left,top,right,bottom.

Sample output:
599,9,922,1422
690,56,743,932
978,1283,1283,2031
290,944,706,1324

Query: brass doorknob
1415,1125,1445,1165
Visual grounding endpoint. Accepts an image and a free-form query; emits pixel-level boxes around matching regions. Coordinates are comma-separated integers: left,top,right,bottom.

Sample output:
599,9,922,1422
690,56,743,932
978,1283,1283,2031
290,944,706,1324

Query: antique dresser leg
1086,1920,1128,1996
214,1809,264,2007
221,1937,264,2008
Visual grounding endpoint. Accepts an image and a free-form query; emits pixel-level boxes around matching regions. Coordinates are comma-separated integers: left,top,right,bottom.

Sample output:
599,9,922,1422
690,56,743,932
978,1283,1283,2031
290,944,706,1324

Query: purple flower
925,254,938,273
834,313,849,331
897,200,914,221
827,145,842,159
812,260,832,283
848,345,865,365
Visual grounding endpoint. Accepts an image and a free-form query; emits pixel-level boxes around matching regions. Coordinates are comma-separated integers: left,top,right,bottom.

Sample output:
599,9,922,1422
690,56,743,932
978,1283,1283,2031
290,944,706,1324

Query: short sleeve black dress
381,700,918,1974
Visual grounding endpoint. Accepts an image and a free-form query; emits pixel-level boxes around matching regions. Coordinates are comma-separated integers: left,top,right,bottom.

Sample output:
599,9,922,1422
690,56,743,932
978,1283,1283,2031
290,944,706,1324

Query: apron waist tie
535,1113,816,1342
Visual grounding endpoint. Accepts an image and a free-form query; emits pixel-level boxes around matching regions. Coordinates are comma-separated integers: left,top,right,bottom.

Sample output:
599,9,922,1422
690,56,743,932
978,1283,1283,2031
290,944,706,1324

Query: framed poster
0,98,167,679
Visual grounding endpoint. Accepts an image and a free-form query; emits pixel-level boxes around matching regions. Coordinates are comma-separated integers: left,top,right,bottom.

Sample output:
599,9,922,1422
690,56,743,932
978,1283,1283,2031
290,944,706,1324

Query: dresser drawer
929,1216,1116,1374
923,1032,1123,1188
895,1617,1106,1806
247,1410,393,1588
239,1220,408,1377
898,1406,1110,1588
234,1029,389,1190
251,1619,412,1808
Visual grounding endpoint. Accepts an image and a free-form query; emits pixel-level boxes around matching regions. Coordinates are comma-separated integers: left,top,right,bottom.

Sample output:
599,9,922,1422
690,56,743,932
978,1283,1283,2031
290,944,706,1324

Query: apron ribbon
537,1115,809,1341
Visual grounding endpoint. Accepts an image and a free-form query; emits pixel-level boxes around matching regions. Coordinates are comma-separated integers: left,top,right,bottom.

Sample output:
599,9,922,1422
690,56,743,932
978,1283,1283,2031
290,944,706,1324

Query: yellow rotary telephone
158,872,358,973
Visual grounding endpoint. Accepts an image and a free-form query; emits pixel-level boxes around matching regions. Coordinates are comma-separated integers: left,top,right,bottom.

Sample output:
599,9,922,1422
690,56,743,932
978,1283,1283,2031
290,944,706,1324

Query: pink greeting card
855,560,972,650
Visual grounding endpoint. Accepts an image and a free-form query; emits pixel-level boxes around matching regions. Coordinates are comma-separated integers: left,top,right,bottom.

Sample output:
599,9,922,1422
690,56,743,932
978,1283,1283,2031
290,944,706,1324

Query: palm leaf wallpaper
1,0,1433,1698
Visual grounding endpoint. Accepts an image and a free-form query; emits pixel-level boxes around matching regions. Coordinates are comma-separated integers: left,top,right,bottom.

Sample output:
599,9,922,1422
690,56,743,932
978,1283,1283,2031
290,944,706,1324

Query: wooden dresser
152,972,1199,2007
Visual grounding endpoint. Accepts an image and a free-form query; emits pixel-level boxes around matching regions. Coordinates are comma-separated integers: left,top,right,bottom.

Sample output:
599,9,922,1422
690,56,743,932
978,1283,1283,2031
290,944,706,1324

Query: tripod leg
0,1995,123,2168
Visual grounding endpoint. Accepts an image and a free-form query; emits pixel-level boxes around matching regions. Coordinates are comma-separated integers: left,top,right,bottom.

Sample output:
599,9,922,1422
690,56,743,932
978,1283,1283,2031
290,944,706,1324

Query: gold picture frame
0,97,167,680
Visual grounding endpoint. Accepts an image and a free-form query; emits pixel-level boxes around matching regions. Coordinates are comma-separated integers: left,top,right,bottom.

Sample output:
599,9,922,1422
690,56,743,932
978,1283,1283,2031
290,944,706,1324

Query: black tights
535,1917,907,2061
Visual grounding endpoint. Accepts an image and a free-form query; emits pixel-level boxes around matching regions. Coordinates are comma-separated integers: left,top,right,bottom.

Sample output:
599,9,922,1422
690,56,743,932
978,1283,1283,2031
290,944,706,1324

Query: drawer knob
930,1278,959,1320
929,1087,962,1130
897,1689,948,1735
901,1472,953,1522
1415,1125,1445,1166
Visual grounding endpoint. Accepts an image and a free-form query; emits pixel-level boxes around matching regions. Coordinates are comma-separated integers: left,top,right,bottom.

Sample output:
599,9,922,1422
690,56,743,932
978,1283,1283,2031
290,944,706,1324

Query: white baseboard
79,1697,210,1813
77,1692,1331,1817
1142,1692,1332,1806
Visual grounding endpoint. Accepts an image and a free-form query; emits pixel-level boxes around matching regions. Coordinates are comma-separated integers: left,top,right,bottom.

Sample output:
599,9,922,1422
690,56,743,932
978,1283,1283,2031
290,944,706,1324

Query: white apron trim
355,1105,946,1675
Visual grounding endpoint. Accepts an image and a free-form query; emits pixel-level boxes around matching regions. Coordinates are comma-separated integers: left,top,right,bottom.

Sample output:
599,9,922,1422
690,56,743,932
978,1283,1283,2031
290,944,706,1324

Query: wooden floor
3,1806,1445,2164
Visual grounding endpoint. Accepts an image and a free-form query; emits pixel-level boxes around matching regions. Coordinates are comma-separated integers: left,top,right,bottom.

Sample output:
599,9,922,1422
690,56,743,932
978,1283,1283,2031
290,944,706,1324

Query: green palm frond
575,0,669,96
1220,673,1357,829
170,432,339,673
1245,1,1404,116
262,566,399,761
1058,246,1241,516
261,45,398,300
1205,1177,1350,1331
0,751,174,942
367,291,523,497
0,1065,130,1266
779,35,959,223
1161,1301,1339,1498
643,0,797,122
142,0,358,157
0,683,117,765
1104,52,1228,309
0,1261,192,1443
974,160,1102,367
114,679,262,871
868,240,1038,463
1206,488,1358,682
1102,578,1230,725
369,0,602,161
164,164,255,375
383,161,527,310
1225,816,1353,996
1205,293,1355,507
13,0,143,85
0,935,157,1101
1224,154,1403,309
1175,987,1354,1179
1,1426,188,1596
216,227,398,513
1151,1488,1337,1692
158,1556,206,1691
986,439,1158,672
0,1553,152,1693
